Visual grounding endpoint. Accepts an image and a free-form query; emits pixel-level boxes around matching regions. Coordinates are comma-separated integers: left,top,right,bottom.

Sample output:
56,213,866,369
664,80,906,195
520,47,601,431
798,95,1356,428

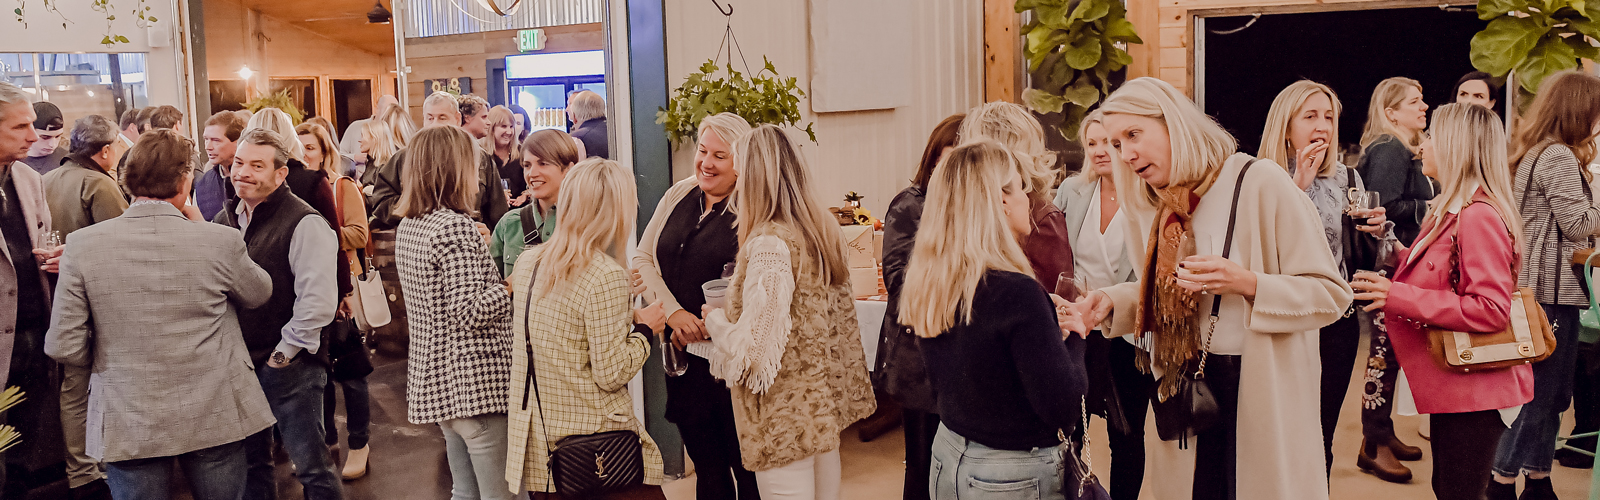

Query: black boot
1485,478,1517,500
1520,476,1558,500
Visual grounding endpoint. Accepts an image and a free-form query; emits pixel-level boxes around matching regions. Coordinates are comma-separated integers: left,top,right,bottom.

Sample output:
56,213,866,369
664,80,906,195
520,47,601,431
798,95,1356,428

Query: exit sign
517,29,545,52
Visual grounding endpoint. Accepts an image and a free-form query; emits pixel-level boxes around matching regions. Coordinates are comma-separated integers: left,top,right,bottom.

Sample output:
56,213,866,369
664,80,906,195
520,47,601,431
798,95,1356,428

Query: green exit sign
517,29,545,52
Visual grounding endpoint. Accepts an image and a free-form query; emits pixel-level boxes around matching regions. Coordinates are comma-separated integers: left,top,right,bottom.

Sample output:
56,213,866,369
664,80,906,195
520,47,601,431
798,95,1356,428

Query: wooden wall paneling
984,0,1020,103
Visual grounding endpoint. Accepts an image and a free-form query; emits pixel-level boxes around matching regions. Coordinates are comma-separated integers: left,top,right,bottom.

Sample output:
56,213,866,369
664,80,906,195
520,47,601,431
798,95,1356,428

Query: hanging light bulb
238,66,254,79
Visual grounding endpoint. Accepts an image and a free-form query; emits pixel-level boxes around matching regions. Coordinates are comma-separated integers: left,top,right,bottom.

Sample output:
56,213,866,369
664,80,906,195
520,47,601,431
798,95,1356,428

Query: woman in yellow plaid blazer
505,158,669,497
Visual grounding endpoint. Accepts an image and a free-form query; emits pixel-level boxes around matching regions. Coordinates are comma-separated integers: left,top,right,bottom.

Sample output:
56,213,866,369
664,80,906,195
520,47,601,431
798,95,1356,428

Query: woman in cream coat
1078,77,1352,500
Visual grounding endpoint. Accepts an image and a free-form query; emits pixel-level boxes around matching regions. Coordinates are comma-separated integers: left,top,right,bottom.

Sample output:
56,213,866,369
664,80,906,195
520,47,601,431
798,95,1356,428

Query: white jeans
439,414,520,500
753,449,841,500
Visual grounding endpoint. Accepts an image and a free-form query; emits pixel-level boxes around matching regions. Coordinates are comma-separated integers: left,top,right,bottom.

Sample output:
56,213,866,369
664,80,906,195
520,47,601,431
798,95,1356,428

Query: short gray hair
568,90,605,124
423,92,461,115
0,82,31,122
237,128,291,170
70,115,119,156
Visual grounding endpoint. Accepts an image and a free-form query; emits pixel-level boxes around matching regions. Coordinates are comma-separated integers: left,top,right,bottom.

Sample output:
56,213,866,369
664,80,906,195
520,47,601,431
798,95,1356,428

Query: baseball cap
32,101,63,132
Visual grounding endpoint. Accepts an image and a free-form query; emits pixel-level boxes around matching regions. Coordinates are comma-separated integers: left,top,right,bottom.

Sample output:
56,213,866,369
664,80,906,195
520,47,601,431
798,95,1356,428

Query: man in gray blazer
45,129,276,500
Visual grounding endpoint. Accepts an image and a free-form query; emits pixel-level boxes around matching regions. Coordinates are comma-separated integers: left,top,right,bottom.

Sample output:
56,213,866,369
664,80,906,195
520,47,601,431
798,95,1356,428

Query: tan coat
1100,154,1352,500
718,223,876,471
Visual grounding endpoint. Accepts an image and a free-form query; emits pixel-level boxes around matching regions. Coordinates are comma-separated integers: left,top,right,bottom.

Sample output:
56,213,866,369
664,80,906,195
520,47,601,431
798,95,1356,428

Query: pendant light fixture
366,1,392,24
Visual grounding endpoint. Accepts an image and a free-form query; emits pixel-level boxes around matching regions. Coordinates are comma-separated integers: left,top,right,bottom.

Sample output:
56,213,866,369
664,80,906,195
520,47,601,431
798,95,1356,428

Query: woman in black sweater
873,113,963,500
1351,76,1433,481
900,140,1088,500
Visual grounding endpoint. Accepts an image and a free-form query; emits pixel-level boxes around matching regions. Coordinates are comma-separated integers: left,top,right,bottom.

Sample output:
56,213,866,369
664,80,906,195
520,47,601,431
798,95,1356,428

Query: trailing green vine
11,0,153,46
1015,0,1143,139
656,57,815,149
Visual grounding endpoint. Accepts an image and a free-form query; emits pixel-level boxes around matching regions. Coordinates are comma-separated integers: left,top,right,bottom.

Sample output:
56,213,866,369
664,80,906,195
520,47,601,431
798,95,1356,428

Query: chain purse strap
1194,158,1261,378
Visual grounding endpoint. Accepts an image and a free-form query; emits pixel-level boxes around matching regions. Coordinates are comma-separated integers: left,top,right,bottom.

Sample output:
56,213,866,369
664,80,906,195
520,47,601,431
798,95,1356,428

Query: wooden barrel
369,229,409,356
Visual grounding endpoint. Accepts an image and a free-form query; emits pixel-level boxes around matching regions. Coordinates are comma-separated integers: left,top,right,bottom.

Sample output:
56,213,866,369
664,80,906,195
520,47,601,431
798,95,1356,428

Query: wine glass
1055,272,1086,302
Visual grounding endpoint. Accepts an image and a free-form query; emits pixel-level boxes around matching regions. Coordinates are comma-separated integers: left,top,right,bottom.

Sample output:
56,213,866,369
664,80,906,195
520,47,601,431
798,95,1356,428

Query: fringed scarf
1135,171,1223,400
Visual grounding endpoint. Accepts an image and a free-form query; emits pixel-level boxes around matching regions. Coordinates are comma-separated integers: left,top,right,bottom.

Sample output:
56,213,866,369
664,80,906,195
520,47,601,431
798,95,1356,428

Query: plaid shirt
504,249,663,492
1514,141,1600,306
395,209,513,424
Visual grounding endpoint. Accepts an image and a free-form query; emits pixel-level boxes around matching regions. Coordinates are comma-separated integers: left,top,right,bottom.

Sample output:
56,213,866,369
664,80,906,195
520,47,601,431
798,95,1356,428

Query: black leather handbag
1061,396,1112,500
1150,158,1257,446
521,270,645,498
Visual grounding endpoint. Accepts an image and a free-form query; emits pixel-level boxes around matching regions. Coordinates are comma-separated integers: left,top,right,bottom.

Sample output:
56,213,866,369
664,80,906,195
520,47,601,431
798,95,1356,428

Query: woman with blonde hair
505,158,668,499
1350,77,1432,480
1051,109,1151,500
1258,80,1404,478
485,106,529,207
359,117,402,185
393,125,516,500
630,112,760,500
1351,103,1531,500
297,120,378,479
902,139,1089,500
1487,71,1600,500
702,125,875,500
1077,77,1351,500
960,102,1074,290
489,129,582,277
246,108,306,162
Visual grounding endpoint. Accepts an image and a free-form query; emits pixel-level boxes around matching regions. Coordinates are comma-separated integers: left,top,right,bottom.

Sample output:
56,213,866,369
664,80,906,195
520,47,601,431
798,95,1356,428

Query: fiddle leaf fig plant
1470,0,1599,97
1016,0,1143,139
657,57,815,149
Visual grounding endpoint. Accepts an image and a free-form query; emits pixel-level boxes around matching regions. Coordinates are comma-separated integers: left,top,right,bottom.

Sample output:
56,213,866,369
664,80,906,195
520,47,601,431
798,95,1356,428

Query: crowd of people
0,65,1594,500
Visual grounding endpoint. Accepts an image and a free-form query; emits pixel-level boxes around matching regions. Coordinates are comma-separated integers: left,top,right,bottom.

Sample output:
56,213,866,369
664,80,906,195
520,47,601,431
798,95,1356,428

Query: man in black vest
213,128,343,500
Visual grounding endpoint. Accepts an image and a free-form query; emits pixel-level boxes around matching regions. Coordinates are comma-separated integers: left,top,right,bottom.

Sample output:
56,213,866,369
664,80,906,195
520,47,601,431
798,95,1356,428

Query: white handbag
350,262,391,330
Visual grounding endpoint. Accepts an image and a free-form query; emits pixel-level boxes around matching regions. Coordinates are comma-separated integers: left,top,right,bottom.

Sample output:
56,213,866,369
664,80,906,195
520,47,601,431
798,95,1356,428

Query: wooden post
984,0,1020,103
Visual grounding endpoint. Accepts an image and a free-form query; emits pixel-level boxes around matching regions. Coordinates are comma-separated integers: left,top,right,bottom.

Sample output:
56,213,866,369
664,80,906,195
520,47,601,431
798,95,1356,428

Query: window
0,53,150,127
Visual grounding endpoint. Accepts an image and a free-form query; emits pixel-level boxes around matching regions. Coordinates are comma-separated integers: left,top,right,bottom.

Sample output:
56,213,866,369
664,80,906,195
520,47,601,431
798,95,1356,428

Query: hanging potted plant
656,1,814,148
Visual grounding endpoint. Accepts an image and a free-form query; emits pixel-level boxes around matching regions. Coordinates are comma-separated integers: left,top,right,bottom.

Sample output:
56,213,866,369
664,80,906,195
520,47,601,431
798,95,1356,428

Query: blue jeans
107,439,247,500
324,376,371,449
929,424,1064,500
245,357,343,500
439,414,517,500
1493,303,1582,476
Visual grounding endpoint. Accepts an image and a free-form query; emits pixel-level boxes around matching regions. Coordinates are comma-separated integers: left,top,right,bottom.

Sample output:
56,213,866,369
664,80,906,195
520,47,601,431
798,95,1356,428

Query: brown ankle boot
1357,439,1413,483
1387,435,1423,461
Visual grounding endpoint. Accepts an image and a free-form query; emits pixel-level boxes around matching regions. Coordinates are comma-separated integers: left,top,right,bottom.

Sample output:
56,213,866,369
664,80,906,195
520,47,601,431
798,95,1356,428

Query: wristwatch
271,350,289,365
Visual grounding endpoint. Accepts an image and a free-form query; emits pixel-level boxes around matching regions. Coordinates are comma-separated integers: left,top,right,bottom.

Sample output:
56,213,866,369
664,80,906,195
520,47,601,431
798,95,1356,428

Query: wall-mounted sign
517,29,546,52
505,50,606,79
423,78,473,97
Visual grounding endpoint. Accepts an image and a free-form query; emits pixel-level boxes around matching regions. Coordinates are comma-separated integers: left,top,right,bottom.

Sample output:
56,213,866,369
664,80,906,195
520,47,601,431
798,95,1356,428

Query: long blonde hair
377,103,417,145
1259,80,1342,177
1422,103,1524,254
294,122,342,179
393,126,480,219
528,158,636,295
960,101,1057,196
363,118,402,170
1069,110,1107,183
246,108,305,162
1101,77,1238,212
734,124,850,287
898,140,1032,338
1359,77,1424,151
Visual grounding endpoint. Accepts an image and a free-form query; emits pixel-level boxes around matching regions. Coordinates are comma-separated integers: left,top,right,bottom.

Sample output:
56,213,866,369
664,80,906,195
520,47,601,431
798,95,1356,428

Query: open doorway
1197,6,1487,155
331,78,374,135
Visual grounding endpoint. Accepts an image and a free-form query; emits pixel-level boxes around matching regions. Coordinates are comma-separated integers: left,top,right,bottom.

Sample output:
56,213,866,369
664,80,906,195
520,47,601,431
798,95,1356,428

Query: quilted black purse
1150,158,1257,446
521,270,645,498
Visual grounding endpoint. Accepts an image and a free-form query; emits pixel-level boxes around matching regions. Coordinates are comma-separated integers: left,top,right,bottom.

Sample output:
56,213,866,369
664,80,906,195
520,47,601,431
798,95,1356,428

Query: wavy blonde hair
1259,80,1342,177
899,140,1031,338
960,101,1057,196
393,126,480,219
378,103,417,145
1421,103,1524,254
698,113,754,209
1359,77,1424,152
1068,109,1108,183
527,158,637,295
1101,77,1238,213
246,108,306,162
734,124,849,287
363,118,402,170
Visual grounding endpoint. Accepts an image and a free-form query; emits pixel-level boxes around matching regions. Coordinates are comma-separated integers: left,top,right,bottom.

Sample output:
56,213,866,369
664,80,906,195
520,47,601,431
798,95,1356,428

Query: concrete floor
267,345,1595,500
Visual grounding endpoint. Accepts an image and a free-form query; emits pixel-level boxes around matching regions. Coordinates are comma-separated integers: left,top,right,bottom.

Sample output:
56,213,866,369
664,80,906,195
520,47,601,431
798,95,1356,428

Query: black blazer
1356,135,1434,244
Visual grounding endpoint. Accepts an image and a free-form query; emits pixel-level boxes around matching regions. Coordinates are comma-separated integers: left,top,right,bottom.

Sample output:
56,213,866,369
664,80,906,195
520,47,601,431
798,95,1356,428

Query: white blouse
1077,182,1126,293
703,235,795,394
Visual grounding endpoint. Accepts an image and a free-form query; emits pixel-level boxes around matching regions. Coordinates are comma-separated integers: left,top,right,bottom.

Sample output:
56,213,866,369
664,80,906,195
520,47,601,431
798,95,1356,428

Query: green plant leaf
1062,31,1103,70
1471,16,1548,75
101,36,113,45
1069,0,1112,24
1023,88,1069,114
1102,17,1144,44
1062,77,1101,108
1516,34,1581,92
114,35,128,43
1479,0,1528,20
1563,31,1600,58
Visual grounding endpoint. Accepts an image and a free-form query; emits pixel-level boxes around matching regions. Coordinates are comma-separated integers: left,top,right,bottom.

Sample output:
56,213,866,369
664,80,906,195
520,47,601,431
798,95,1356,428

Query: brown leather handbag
1426,204,1557,373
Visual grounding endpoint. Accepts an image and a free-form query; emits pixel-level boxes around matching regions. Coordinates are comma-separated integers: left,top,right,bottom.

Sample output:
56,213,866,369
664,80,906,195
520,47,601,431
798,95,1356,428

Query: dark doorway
332,79,374,137
209,80,248,114
269,78,318,119
1200,6,1486,156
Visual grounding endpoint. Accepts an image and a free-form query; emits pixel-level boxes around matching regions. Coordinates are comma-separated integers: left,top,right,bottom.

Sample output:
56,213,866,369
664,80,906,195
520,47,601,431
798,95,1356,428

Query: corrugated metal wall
663,0,983,217
403,0,604,38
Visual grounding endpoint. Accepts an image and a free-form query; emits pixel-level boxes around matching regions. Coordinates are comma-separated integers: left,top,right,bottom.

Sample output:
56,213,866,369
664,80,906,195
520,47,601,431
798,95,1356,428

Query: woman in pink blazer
1352,103,1534,500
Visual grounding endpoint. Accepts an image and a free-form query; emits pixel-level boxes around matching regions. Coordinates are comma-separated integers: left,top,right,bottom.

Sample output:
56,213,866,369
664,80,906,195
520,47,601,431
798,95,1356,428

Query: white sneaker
342,446,369,480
